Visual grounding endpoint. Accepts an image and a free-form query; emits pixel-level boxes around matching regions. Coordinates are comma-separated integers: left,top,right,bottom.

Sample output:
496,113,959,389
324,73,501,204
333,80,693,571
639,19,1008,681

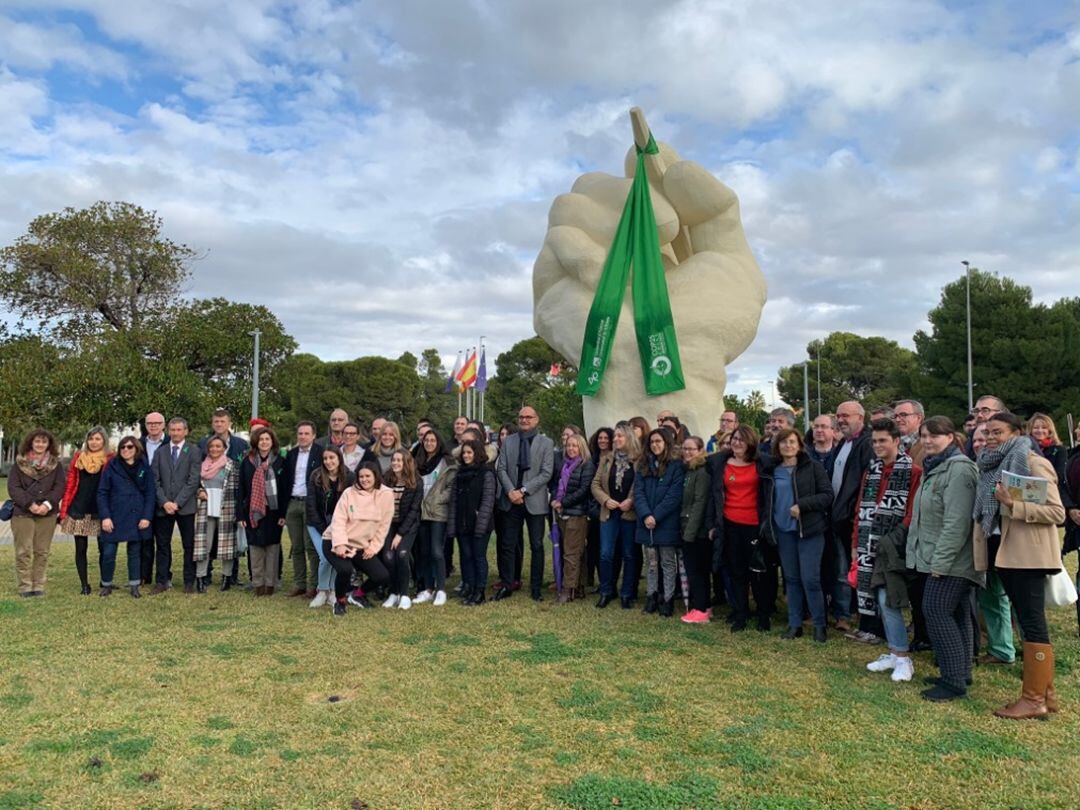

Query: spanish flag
458,348,478,390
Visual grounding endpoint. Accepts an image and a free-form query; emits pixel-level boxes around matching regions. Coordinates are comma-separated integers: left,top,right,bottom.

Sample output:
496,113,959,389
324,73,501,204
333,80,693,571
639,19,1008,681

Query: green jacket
906,452,982,586
420,458,458,523
679,456,710,543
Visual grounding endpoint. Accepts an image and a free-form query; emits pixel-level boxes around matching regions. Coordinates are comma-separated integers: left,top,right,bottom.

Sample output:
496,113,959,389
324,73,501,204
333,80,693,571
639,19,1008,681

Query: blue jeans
599,517,638,599
307,526,334,591
100,539,143,586
831,528,853,620
877,586,910,652
776,531,826,629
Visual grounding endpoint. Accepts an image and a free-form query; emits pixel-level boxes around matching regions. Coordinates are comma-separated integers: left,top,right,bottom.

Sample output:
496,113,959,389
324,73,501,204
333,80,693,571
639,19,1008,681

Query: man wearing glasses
139,412,167,583
893,400,925,466
494,406,554,601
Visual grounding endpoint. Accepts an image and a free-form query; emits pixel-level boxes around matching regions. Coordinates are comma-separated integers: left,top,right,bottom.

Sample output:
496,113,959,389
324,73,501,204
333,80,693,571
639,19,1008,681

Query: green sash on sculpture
576,135,685,397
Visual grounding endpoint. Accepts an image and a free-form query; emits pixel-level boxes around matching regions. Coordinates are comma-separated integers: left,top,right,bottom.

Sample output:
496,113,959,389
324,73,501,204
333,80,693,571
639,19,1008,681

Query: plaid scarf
855,454,914,616
248,455,273,527
974,437,1031,537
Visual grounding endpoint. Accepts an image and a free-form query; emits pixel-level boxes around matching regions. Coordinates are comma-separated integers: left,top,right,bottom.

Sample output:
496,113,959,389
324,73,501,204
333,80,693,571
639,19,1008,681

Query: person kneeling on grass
446,439,497,606
855,419,922,682
326,462,394,616
379,450,424,611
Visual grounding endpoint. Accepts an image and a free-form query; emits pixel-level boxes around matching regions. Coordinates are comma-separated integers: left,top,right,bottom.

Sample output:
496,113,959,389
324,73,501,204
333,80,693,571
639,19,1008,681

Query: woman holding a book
973,411,1065,720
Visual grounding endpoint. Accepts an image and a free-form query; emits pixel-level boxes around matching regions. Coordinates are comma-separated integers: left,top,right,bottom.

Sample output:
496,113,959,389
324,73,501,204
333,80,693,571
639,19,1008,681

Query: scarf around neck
556,455,582,501
517,429,536,476
76,449,108,474
855,454,913,616
921,444,959,476
248,454,273,527
201,453,229,480
974,437,1031,537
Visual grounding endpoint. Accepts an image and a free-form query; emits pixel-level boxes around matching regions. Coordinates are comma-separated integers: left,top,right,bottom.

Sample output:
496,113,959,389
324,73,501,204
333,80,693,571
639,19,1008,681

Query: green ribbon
576,134,685,398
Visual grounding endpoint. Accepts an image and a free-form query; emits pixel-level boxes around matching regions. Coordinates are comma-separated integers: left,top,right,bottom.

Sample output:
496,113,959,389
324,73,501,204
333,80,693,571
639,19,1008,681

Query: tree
0,201,195,334
414,348,458,436
778,332,917,416
485,336,582,435
0,330,62,436
915,271,1080,430
722,392,768,435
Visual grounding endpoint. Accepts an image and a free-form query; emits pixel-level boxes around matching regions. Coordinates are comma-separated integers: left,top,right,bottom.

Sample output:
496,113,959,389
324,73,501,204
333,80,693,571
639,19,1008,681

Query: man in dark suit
493,406,555,601
827,401,873,632
139,411,168,584
198,408,249,464
150,416,203,594
281,421,323,597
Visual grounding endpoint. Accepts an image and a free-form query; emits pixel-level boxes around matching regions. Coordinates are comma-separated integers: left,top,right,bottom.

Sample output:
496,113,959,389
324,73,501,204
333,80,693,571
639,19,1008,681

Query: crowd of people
5,394,1078,720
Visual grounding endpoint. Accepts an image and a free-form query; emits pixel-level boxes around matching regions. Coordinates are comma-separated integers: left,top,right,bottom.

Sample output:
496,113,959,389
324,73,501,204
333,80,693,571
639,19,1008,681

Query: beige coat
591,452,636,522
973,452,1065,572
329,485,395,558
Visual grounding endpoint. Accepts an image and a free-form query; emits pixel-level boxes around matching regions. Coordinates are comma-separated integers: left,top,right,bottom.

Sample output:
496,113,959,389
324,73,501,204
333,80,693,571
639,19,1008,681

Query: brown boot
287,587,306,597
994,642,1053,720
254,586,265,597
265,586,275,596
1046,681,1059,714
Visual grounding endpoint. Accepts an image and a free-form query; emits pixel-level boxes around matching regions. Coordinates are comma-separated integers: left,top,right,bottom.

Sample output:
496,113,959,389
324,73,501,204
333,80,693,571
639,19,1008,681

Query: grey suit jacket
495,431,555,515
151,441,204,515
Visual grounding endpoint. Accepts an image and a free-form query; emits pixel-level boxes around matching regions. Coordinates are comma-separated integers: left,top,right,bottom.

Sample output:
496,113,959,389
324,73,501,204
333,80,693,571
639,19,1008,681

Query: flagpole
479,335,486,425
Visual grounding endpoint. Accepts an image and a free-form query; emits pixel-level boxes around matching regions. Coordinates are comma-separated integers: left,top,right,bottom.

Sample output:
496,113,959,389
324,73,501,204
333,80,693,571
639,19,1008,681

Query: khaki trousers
557,515,589,597
12,515,57,593
249,544,280,588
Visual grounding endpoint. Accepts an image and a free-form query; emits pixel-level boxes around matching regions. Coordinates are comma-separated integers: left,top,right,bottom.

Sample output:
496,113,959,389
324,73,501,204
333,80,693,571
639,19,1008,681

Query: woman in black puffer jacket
758,428,833,642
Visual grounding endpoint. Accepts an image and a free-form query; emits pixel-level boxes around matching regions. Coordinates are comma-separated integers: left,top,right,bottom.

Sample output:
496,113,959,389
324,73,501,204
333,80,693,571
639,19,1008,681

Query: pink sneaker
681,609,709,624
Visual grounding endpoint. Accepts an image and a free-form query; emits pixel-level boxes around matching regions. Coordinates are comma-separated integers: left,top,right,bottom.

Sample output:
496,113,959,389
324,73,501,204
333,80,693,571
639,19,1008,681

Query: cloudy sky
2,1,1078,400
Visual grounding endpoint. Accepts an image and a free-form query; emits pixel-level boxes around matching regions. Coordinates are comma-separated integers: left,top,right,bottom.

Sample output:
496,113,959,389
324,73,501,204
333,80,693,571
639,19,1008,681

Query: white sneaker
433,590,447,606
382,594,400,608
398,596,412,610
866,653,897,673
891,656,915,682
308,590,328,609
413,590,434,604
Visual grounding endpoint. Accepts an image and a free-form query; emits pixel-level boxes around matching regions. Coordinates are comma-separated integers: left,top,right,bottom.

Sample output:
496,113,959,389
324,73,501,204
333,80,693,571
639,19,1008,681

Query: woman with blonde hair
60,426,112,595
551,432,596,603
1026,412,1070,507
374,421,405,474
592,422,642,609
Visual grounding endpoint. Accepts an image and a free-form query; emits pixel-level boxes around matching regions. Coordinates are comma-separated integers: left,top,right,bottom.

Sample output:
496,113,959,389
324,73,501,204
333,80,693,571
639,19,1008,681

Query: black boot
196,577,207,594
466,591,486,606
596,594,613,609
643,594,659,614
130,584,141,598
620,597,633,610
80,583,92,596
220,574,232,592
658,599,674,618
460,584,474,603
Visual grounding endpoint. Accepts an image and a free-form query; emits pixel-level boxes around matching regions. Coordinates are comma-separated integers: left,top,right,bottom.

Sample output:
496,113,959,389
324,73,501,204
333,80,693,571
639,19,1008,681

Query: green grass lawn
0,542,1077,810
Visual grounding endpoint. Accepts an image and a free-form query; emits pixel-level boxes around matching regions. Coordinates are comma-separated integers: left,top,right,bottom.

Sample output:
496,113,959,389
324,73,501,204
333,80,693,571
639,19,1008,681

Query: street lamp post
250,329,262,419
802,360,811,431
961,260,973,411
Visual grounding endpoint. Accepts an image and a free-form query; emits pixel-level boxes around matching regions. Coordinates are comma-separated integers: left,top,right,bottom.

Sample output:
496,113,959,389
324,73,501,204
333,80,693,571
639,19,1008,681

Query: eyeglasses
972,407,995,414
893,412,916,419
518,415,537,421
119,444,136,451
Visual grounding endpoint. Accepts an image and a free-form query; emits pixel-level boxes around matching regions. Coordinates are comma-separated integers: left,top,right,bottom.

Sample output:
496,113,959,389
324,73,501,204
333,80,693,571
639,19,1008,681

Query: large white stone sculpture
533,108,767,435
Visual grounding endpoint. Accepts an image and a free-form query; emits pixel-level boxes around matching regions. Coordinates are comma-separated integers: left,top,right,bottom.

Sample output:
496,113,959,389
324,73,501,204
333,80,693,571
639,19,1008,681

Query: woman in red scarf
238,427,287,596
1026,413,1070,509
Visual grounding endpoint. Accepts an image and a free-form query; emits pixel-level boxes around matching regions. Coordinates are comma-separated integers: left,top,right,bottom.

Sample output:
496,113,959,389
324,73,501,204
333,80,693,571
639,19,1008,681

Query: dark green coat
680,456,710,543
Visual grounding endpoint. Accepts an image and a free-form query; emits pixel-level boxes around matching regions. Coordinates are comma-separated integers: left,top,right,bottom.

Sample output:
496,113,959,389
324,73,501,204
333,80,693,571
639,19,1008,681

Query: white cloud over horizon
1,0,1078,409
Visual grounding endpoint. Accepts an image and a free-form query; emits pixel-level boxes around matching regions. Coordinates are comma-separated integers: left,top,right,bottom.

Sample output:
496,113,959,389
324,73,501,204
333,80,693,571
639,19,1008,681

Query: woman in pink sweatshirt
326,461,394,616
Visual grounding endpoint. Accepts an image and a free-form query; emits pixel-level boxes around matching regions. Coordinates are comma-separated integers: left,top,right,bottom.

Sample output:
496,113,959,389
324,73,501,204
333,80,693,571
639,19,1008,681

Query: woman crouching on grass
379,450,424,610
446,438,496,606
327,462,394,617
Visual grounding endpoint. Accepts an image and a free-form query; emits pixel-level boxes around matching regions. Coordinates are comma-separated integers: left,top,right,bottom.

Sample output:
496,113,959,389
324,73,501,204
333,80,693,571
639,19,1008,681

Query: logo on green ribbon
576,134,685,398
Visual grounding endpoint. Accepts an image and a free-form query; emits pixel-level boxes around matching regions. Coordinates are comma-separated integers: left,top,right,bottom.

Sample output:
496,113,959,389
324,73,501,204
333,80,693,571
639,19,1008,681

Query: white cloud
0,0,1077,410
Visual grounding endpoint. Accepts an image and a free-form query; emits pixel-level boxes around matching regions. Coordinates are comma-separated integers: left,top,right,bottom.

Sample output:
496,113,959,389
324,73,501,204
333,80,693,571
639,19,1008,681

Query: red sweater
723,462,759,526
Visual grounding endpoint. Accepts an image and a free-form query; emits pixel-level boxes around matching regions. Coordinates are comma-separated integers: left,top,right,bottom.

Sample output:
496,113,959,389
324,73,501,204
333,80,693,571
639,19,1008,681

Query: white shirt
291,446,312,497
145,435,165,463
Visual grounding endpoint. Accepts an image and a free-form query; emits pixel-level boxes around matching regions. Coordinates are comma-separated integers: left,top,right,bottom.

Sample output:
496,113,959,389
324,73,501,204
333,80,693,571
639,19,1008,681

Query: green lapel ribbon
576,134,685,398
